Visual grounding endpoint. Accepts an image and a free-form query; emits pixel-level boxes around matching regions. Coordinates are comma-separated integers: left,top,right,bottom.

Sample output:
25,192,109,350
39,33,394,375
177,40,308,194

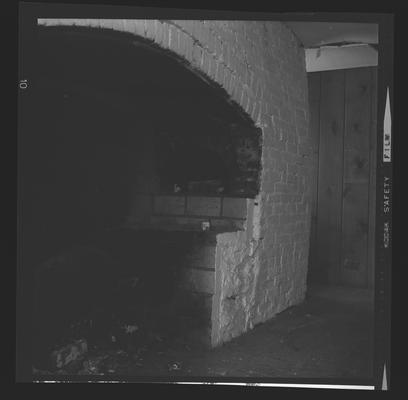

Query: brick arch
36,18,314,346
37,18,260,125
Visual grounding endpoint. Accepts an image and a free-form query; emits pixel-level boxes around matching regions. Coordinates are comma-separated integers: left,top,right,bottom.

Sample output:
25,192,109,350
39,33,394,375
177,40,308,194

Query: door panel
307,72,321,283
315,70,345,284
341,68,372,286
308,67,377,288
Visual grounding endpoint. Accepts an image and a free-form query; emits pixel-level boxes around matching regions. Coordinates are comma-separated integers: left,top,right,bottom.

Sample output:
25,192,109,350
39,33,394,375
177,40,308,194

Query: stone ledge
222,197,247,219
153,195,185,215
186,196,221,217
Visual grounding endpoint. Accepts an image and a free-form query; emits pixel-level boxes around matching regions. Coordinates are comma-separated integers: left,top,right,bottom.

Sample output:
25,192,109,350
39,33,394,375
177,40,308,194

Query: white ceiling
285,22,379,72
285,22,378,47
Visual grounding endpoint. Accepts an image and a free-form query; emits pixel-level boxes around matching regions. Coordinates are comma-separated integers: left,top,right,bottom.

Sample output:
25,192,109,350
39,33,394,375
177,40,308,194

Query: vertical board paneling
315,70,345,284
308,67,377,288
307,72,321,282
367,67,377,288
341,68,372,287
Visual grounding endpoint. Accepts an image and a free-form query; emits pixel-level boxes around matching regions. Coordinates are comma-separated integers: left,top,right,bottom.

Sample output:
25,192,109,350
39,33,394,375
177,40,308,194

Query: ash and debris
32,297,206,376
31,232,210,377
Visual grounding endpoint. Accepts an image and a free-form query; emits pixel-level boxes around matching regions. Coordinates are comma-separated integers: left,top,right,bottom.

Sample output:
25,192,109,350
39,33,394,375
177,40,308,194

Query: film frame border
16,3,393,390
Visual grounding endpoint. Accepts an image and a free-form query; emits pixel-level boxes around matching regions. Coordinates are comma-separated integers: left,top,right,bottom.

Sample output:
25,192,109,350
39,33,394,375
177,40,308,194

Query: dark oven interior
28,26,262,369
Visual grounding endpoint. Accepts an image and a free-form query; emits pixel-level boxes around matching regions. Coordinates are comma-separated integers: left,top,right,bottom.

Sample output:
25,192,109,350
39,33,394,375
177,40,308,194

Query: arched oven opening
28,26,262,370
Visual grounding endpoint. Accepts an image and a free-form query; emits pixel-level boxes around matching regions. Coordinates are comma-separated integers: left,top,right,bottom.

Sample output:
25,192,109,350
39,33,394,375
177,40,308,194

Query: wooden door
308,67,377,288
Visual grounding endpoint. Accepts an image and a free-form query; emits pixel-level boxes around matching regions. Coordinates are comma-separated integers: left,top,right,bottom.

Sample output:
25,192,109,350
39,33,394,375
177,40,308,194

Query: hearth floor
33,284,374,382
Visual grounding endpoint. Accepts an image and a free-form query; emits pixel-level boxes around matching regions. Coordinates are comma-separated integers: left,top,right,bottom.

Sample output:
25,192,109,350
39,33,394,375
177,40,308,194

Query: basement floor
33,284,374,382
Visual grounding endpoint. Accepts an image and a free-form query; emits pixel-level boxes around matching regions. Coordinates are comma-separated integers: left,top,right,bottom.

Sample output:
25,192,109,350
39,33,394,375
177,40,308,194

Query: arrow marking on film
383,87,391,162
382,363,388,390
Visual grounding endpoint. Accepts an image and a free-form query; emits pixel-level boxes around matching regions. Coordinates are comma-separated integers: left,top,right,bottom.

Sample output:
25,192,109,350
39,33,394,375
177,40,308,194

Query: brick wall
128,193,247,232
38,18,313,347
177,233,217,346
